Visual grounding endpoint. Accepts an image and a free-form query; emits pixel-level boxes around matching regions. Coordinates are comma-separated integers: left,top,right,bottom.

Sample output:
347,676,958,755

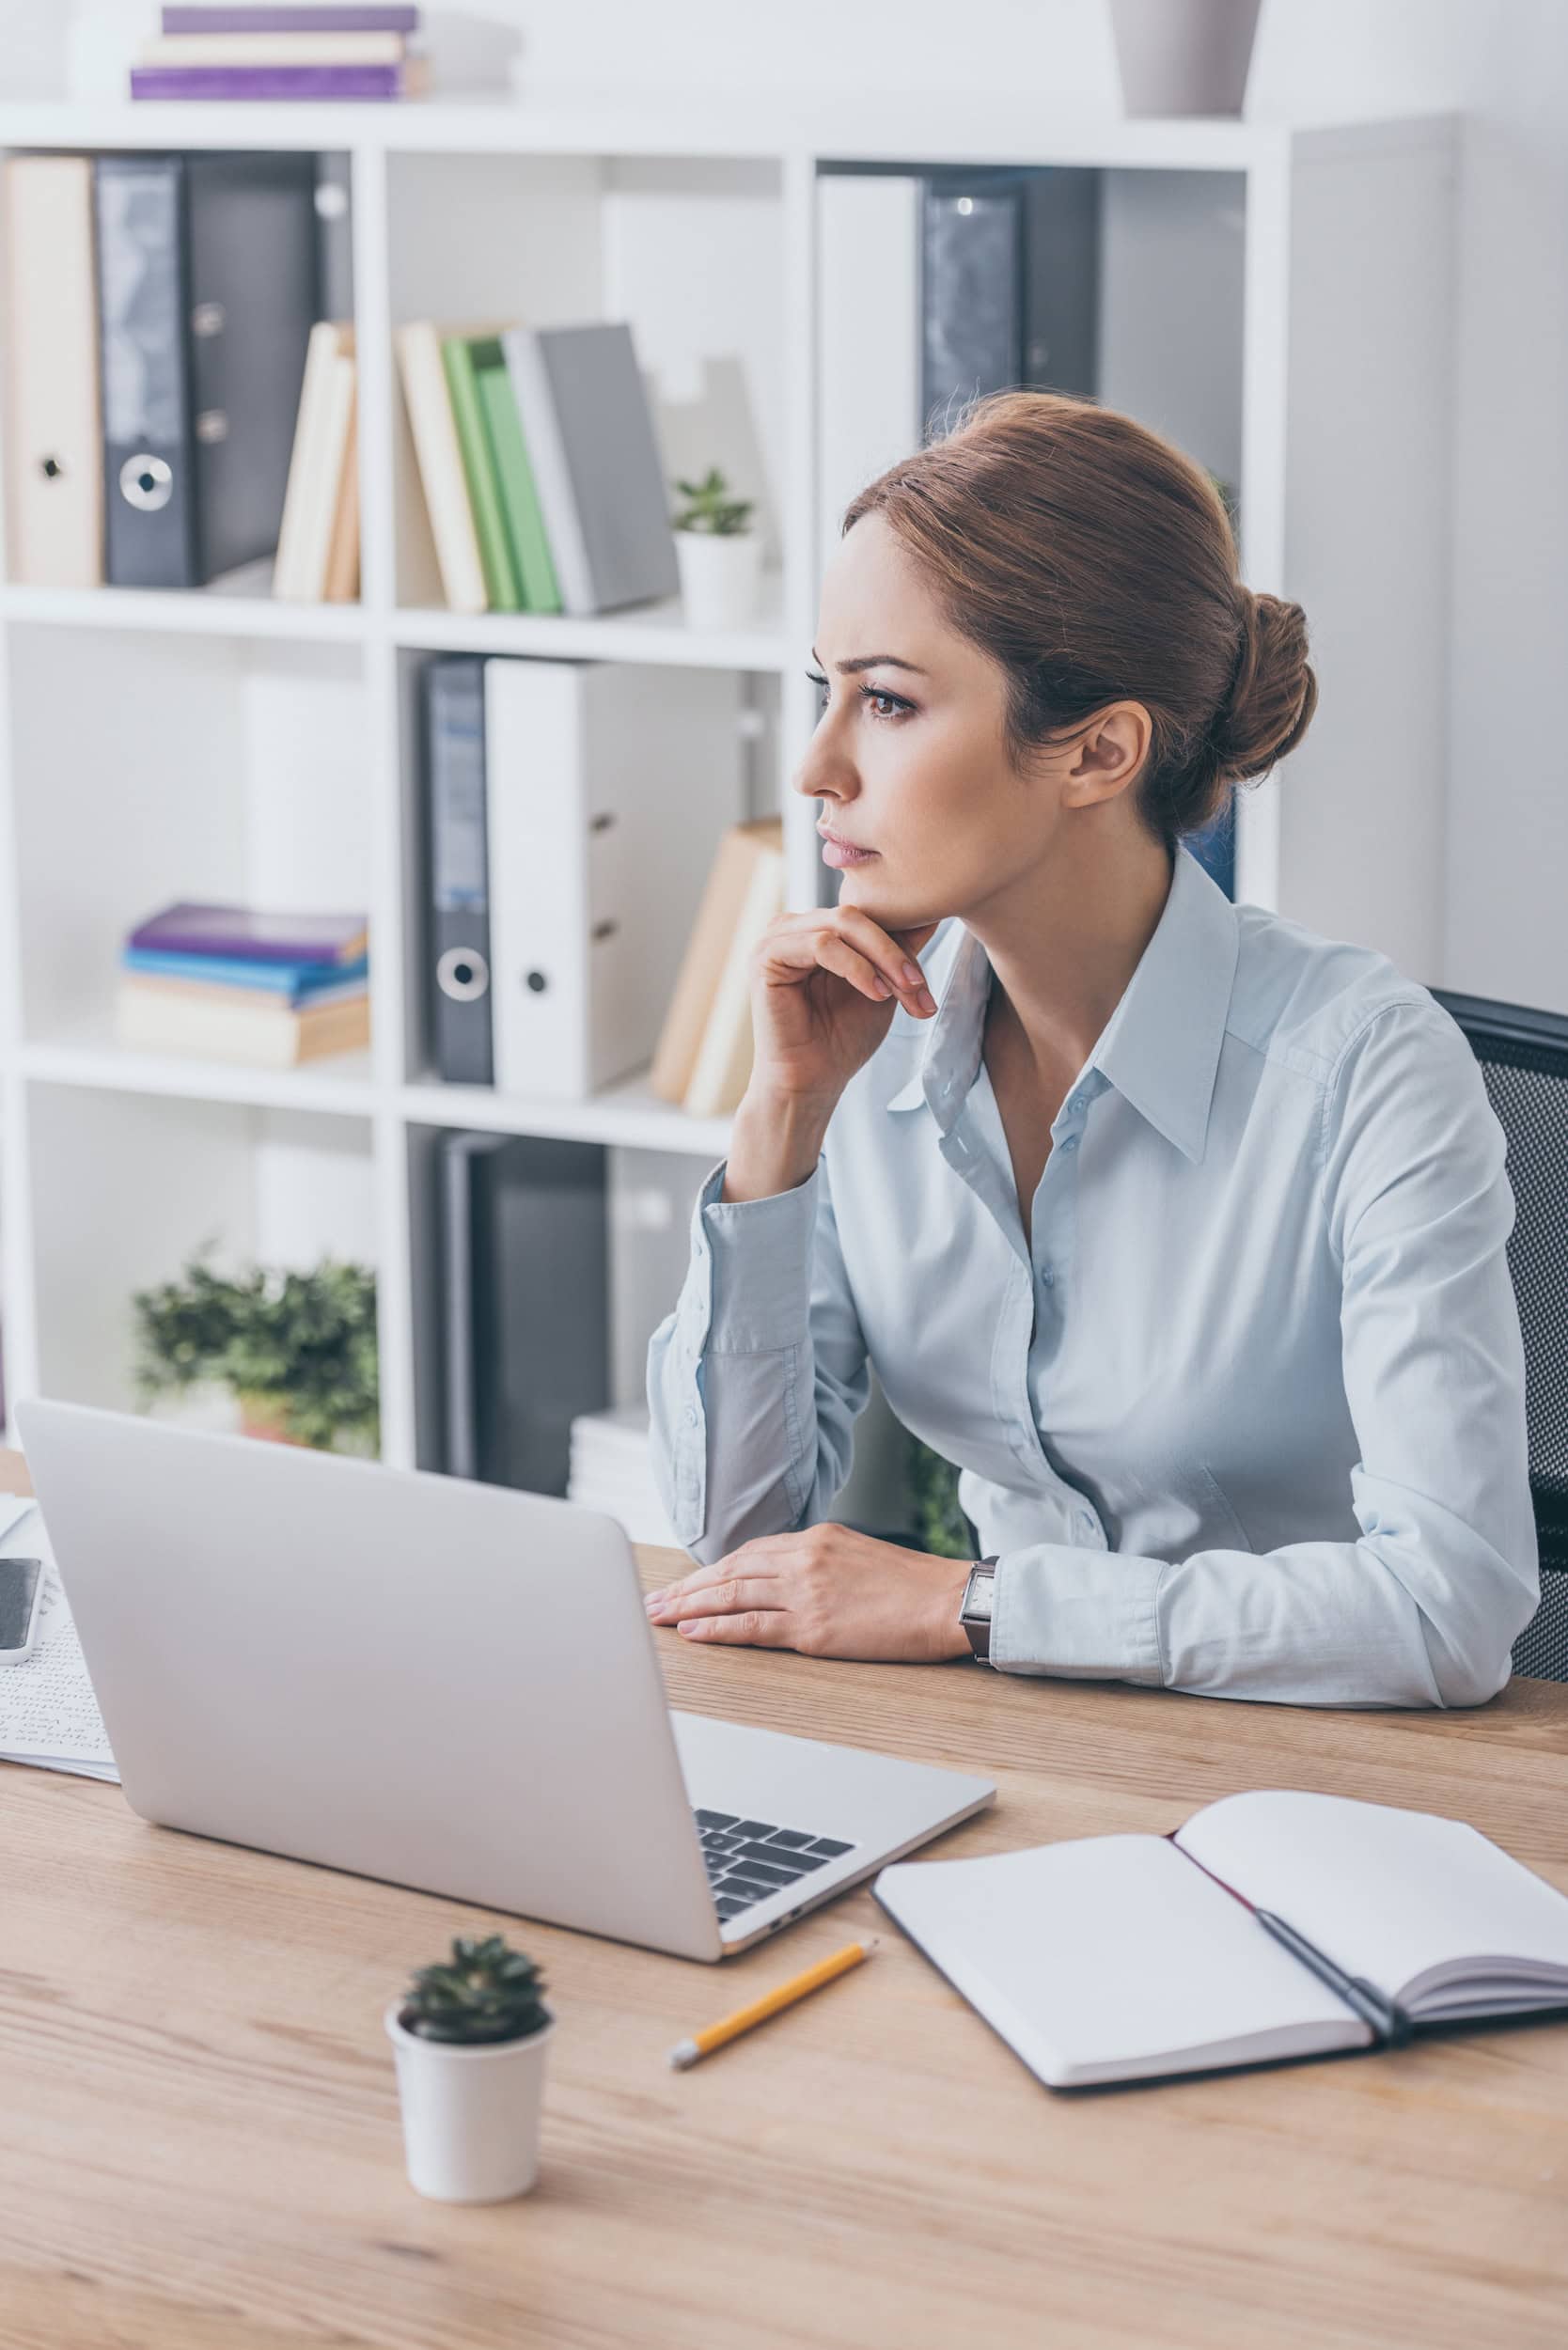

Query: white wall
8,0,1565,1009
1444,0,1568,1013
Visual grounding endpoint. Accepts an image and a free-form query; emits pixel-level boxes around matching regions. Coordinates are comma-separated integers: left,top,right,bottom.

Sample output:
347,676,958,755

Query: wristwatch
959,1557,999,1663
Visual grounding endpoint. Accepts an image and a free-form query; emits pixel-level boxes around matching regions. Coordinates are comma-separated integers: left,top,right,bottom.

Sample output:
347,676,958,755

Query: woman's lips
818,825,877,869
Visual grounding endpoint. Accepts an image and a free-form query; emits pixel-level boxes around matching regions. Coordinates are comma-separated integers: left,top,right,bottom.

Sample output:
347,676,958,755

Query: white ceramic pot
1109,0,1262,118
384,2006,554,2203
675,529,763,631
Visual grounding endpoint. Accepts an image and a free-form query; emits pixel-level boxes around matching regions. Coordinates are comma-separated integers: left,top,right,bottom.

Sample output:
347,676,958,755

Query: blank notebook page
876,1833,1369,2088
1174,1791,1568,2017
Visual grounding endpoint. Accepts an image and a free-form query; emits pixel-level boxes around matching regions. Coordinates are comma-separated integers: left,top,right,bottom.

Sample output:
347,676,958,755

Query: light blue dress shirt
648,848,1539,1707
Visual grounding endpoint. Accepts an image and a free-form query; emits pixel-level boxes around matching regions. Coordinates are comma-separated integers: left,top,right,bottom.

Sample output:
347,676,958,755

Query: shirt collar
885,848,1240,1163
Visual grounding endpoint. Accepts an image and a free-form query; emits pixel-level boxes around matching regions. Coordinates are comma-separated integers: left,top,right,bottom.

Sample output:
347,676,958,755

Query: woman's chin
837,869,937,932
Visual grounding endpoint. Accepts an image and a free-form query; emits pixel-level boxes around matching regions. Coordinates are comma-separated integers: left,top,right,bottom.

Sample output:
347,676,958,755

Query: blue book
123,947,368,1003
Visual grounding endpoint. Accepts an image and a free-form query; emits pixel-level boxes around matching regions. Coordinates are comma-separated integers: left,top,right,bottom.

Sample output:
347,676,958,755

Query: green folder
441,337,523,613
473,341,563,616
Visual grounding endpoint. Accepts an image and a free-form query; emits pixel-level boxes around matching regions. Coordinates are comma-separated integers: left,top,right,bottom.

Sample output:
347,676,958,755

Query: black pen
1254,1907,1414,2047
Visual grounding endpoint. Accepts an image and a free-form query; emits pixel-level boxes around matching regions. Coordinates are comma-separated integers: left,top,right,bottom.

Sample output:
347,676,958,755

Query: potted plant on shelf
131,1251,379,1453
385,1934,555,2203
672,465,761,630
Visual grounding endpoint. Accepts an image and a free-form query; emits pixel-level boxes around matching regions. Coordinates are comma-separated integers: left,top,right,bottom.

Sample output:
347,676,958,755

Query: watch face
964,1567,996,1622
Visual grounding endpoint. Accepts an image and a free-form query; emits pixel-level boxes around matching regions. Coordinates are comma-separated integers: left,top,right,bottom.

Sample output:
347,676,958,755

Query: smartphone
0,1558,45,1665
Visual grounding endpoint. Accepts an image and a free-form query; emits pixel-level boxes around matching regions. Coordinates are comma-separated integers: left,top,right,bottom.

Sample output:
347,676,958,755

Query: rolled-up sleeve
990,1000,1540,1707
647,1156,870,1563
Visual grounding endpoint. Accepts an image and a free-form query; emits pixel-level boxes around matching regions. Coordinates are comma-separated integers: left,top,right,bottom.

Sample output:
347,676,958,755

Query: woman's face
798,511,1148,932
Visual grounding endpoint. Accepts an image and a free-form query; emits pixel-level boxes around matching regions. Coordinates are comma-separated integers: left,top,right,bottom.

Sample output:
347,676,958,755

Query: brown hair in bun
841,389,1319,847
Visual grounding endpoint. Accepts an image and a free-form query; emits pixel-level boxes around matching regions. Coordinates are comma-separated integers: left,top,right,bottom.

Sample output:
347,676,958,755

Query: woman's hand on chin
644,1524,974,1664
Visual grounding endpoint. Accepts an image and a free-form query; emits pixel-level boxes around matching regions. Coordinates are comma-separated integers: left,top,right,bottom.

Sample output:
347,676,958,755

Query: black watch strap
960,1557,999,1662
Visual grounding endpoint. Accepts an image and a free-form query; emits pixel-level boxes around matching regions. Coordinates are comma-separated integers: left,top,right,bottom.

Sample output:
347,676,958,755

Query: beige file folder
4,156,103,588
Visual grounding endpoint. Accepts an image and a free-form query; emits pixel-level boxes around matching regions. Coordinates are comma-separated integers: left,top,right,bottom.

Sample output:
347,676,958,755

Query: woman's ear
1061,701,1152,811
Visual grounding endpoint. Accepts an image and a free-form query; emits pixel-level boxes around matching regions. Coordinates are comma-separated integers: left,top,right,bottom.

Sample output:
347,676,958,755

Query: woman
645,392,1538,1706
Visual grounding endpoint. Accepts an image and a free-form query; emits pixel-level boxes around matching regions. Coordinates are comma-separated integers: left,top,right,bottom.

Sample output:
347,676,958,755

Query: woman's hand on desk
644,1525,973,1664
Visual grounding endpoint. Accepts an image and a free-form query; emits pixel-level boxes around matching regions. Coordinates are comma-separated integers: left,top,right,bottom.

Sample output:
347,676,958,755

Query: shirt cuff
698,1157,822,1354
991,1545,1167,1684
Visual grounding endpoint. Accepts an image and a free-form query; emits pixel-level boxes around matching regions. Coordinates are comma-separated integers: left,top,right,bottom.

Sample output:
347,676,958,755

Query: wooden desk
2,1446,1566,2348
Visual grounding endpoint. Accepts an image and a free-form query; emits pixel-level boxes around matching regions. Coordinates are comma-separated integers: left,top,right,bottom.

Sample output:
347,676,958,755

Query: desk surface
2,1449,1566,2348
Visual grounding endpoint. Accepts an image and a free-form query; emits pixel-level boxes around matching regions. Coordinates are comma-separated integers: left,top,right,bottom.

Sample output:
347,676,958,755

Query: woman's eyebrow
809,648,929,676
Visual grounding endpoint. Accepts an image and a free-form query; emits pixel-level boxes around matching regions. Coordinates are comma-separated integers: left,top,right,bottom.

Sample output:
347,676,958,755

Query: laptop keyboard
694,1808,858,1921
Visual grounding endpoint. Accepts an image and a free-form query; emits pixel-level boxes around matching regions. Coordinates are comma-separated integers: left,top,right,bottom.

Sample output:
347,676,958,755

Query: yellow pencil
667,1936,879,2069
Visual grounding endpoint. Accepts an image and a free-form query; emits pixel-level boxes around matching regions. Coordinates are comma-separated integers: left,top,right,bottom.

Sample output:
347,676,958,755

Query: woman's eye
804,671,913,723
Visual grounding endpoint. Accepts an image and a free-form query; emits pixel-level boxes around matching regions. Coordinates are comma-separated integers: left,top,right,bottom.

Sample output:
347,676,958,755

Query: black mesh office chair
1434,989,1568,1682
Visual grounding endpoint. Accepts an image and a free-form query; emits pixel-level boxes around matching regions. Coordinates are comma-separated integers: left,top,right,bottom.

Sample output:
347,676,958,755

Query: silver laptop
16,1400,994,1961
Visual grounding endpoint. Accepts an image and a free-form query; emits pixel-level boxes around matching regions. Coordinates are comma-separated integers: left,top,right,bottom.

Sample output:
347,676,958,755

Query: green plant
909,1436,976,1559
399,1935,551,2046
672,465,755,537
131,1249,379,1453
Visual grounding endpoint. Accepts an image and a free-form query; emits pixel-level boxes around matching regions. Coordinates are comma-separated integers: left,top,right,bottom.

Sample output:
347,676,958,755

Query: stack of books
131,5,429,103
118,902,371,1067
397,320,679,617
650,819,786,1117
566,1406,678,1549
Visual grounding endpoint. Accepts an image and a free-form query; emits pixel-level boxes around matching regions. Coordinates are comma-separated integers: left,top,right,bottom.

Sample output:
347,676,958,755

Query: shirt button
1069,1092,1086,1114
684,1404,698,1427
1060,1134,1079,1152
1040,1266,1055,1289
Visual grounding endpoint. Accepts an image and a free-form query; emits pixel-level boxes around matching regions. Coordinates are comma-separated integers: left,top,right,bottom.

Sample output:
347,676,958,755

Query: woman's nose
793,723,855,805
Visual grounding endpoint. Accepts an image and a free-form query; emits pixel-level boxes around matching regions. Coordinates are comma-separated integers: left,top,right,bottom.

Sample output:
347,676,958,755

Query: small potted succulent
385,1933,555,2203
672,464,762,630
131,1250,379,1453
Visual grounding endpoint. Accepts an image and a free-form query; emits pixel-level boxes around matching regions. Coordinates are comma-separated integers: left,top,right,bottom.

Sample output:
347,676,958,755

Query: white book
395,321,488,616
485,660,741,1101
876,1791,1568,2091
816,174,922,576
139,31,410,64
3,156,103,589
274,321,354,603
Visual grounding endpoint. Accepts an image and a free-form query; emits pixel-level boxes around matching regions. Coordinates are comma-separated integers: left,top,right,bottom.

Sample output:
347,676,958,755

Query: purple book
162,6,419,30
132,62,416,99
129,902,369,967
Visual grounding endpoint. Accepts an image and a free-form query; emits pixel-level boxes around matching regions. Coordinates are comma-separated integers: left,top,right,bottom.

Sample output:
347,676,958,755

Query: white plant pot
385,2006,554,2203
1109,0,1262,118
675,529,763,631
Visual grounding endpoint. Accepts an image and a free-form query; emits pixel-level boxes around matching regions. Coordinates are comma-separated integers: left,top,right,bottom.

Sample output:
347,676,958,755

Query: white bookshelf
0,100,1458,1469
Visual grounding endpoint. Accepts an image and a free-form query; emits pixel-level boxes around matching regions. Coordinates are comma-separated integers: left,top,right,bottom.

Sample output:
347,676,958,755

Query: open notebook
875,1791,1568,2089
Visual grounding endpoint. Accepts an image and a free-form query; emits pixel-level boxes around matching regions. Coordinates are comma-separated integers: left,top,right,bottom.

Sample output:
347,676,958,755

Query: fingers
648,1540,784,1602
812,932,900,1005
650,1574,780,1624
831,906,938,1014
757,909,938,1017
677,1608,792,1648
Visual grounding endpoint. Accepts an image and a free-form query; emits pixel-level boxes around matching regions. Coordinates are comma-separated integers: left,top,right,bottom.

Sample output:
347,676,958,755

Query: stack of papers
566,1405,678,1550
0,1499,118,1783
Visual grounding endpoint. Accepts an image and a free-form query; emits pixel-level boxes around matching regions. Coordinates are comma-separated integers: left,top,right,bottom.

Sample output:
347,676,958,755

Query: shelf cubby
5,624,372,1058
384,148,788,610
24,1081,375,1426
